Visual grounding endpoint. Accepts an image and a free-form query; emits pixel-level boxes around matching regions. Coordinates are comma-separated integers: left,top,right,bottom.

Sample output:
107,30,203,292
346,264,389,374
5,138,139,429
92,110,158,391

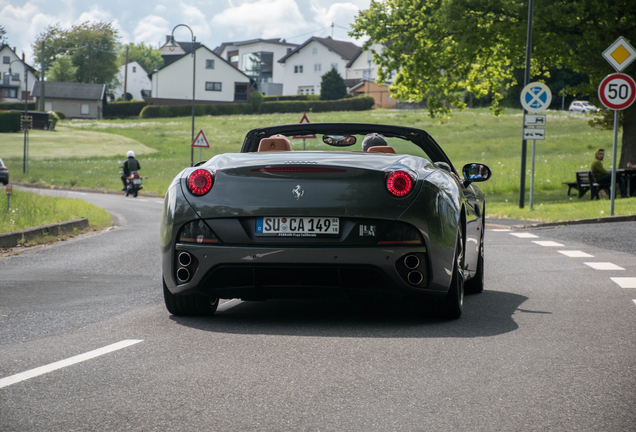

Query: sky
0,0,372,65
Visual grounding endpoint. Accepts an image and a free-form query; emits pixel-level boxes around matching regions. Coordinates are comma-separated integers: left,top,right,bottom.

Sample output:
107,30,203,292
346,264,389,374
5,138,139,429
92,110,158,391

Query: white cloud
211,0,308,41
178,3,211,42
310,1,360,26
133,15,170,47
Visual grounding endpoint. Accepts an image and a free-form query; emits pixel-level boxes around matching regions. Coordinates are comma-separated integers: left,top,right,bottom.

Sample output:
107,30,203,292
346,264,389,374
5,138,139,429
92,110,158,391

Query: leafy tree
32,22,120,90
48,55,78,82
118,42,163,74
0,25,7,44
320,67,347,100
351,0,636,167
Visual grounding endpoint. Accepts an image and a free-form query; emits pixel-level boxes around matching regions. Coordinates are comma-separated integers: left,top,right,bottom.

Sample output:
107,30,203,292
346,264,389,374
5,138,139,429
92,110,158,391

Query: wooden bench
575,170,609,200
562,181,577,196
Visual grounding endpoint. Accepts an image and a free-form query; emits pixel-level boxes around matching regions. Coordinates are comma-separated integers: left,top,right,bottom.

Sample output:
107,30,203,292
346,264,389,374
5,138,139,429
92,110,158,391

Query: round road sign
520,82,552,113
598,73,636,110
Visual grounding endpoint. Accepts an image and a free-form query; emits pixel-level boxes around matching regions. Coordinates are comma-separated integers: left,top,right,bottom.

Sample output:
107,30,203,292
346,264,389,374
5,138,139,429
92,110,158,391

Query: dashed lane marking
217,299,243,312
491,229,511,232
633,300,636,307
0,339,143,389
610,278,636,288
558,250,594,258
532,241,565,247
509,233,539,238
156,200,164,204
584,262,625,271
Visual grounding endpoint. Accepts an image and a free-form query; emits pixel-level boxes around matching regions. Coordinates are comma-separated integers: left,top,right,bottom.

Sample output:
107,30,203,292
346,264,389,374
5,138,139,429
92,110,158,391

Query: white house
110,61,151,101
277,36,361,96
150,37,252,105
345,43,386,81
0,44,38,103
213,38,298,96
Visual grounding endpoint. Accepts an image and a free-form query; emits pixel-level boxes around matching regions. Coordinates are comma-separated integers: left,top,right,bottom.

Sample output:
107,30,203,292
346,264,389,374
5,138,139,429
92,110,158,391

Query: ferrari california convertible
160,123,491,319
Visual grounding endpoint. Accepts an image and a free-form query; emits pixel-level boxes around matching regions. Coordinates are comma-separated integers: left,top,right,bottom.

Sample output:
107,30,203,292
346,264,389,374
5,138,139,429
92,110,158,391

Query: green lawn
1,107,634,223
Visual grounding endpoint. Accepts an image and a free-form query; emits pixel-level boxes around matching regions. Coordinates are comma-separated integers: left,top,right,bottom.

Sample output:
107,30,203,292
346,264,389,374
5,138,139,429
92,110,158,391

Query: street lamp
5,60,29,173
167,24,196,167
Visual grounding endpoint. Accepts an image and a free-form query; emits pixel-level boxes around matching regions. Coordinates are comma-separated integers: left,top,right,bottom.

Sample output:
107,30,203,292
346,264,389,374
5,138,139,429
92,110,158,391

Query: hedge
263,94,320,102
104,101,148,118
0,102,37,111
0,112,22,132
140,103,253,119
259,95,374,114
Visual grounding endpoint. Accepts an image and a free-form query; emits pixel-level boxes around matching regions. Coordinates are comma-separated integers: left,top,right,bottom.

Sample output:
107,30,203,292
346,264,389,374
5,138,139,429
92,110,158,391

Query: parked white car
568,100,600,113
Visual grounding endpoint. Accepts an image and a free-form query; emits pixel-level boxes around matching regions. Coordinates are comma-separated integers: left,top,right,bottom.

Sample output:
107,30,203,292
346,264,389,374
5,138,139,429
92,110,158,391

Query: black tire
133,189,138,198
441,230,464,319
125,187,129,197
465,232,484,294
163,277,218,316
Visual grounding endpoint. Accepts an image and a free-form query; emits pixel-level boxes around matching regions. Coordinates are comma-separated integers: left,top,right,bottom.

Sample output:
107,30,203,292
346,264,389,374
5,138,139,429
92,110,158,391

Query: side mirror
462,163,491,186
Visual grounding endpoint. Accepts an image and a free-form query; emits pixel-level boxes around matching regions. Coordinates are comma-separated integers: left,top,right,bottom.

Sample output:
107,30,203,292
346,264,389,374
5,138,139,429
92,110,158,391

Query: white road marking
532,241,564,247
584,262,625,271
610,278,636,288
0,339,143,389
68,191,87,196
135,199,148,202
491,229,511,232
217,299,243,312
510,233,539,238
558,250,594,258
633,300,636,307
156,200,164,205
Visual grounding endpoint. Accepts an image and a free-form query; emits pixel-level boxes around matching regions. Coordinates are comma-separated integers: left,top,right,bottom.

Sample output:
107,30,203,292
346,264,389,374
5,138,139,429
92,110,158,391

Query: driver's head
362,133,388,152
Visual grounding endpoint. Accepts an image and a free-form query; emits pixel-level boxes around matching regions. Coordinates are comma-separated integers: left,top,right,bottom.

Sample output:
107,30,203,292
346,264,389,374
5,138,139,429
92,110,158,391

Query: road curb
0,218,89,249
486,214,636,230
10,181,164,198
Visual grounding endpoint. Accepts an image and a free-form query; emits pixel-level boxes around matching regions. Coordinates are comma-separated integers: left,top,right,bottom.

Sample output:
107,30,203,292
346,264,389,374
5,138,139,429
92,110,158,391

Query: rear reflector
386,171,413,197
376,222,423,246
251,167,347,173
178,220,221,244
188,169,214,196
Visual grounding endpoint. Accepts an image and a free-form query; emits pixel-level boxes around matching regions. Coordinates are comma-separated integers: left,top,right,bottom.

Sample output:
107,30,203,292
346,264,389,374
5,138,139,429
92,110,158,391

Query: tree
351,0,636,167
32,22,120,90
118,42,163,74
320,67,347,100
48,55,78,82
0,25,7,44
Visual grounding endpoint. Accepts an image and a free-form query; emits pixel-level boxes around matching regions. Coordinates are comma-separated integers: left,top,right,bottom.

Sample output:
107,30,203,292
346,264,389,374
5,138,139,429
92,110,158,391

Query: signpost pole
610,110,619,215
519,0,535,209
529,139,536,209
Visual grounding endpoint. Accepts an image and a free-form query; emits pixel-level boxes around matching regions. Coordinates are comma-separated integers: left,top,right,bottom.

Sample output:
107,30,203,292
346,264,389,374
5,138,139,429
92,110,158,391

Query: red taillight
130,172,140,179
0,167,7,171
386,171,413,197
187,169,214,196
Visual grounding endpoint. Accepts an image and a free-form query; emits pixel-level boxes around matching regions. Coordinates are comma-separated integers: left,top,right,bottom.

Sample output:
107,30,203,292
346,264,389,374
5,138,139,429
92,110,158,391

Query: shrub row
263,94,320,102
0,112,22,132
259,95,375,114
0,102,37,111
104,101,148,119
140,103,253,119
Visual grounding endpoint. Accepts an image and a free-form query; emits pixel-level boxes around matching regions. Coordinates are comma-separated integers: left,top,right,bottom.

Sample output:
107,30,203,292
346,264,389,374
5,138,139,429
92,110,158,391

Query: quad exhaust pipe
177,267,191,284
407,271,424,285
176,252,193,284
178,252,192,267
404,254,420,270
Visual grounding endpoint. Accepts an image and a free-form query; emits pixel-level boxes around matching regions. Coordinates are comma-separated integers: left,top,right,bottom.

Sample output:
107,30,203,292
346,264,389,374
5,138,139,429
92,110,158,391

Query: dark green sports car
160,123,491,319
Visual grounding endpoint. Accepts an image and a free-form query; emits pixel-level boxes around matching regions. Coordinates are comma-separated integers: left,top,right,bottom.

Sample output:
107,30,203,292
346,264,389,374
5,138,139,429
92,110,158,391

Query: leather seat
367,146,396,154
258,135,291,152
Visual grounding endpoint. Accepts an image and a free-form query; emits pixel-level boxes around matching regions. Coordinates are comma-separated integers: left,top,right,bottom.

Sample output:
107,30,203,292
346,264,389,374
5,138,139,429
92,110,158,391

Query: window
206,59,215,69
0,87,17,98
81,104,90,115
2,75,9,85
11,73,19,81
294,65,303,74
312,48,317,55
298,86,314,95
206,82,222,91
45,102,52,111
314,64,321,72
241,52,273,83
363,70,372,79
132,66,136,73
331,63,338,71
2,56,9,64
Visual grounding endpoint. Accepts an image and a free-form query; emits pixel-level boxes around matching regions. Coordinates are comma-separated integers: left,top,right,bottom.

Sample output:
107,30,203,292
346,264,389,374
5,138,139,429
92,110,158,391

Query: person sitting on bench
591,148,627,198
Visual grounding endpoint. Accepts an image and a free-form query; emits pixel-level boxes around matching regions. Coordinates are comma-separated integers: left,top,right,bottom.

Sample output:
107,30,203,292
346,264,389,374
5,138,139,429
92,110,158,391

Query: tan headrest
258,135,291,152
367,146,396,154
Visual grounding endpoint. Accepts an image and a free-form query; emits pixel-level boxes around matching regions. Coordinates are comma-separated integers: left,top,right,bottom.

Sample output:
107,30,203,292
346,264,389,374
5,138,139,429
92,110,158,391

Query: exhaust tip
407,271,424,285
177,267,190,284
178,252,192,267
404,254,420,270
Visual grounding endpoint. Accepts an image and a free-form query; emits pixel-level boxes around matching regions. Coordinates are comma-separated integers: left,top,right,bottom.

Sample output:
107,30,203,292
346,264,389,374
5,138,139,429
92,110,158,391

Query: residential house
277,36,361,96
0,44,38,103
344,43,396,108
150,36,251,105
31,81,106,119
348,79,396,109
213,38,298,96
110,61,151,101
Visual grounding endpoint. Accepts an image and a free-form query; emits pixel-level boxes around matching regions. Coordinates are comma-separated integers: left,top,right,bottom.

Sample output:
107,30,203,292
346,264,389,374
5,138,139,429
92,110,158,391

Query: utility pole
88,43,92,83
39,40,45,112
123,45,129,100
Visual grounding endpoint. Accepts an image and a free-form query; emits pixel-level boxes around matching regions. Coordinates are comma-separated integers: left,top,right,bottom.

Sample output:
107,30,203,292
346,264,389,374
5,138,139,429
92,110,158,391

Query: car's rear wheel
441,230,464,319
465,231,484,294
163,276,218,316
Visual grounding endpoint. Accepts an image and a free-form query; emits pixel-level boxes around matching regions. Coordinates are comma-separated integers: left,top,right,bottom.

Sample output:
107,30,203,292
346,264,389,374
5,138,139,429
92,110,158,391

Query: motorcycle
119,164,147,198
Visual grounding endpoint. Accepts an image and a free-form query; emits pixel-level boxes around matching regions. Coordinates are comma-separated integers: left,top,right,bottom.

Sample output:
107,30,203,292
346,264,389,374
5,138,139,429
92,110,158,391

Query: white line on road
217,299,243,312
0,339,143,389
155,200,164,205
532,241,565,247
610,278,636,288
558,250,594,258
584,262,625,271
633,300,636,307
510,233,539,238
68,191,87,196
491,229,511,232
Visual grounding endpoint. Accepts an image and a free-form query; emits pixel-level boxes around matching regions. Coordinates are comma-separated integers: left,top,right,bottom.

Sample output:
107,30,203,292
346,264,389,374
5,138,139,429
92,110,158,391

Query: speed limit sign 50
598,73,636,110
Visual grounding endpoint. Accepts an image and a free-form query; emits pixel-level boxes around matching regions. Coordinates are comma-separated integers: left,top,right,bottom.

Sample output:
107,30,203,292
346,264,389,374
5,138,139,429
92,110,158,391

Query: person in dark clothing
121,150,141,191
591,149,627,198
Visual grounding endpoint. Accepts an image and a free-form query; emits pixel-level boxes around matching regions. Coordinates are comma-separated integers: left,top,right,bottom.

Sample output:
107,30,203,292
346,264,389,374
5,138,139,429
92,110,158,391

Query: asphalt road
1,189,635,431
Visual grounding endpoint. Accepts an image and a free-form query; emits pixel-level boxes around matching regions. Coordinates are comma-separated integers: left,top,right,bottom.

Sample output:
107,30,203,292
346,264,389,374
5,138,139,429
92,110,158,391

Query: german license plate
256,217,339,236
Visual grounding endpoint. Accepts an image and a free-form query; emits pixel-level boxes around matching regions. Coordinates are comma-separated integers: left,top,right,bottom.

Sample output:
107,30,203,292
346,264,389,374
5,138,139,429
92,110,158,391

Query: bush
250,91,264,113
104,101,148,118
0,111,22,132
320,68,347,100
259,95,375,114
140,103,252,119
55,111,66,120
0,102,37,111
263,94,320,102
47,111,60,130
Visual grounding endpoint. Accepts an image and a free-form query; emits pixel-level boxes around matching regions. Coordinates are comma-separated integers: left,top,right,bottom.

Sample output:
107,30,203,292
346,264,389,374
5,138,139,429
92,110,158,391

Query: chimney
166,35,172,43
22,53,25,61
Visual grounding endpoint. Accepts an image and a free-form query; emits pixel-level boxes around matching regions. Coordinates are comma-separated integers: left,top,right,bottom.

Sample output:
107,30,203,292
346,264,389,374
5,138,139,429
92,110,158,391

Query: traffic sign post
5,184,11,213
520,82,552,209
191,130,210,163
292,112,316,150
598,71,636,215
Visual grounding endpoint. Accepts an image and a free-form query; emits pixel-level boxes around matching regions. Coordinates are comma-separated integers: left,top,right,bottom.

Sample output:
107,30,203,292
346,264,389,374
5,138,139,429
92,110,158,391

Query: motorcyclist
121,150,141,191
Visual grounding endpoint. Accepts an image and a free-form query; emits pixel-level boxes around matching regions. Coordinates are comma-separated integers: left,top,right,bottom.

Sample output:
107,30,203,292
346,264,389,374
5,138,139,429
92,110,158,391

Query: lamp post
5,60,29,173
167,24,196,167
